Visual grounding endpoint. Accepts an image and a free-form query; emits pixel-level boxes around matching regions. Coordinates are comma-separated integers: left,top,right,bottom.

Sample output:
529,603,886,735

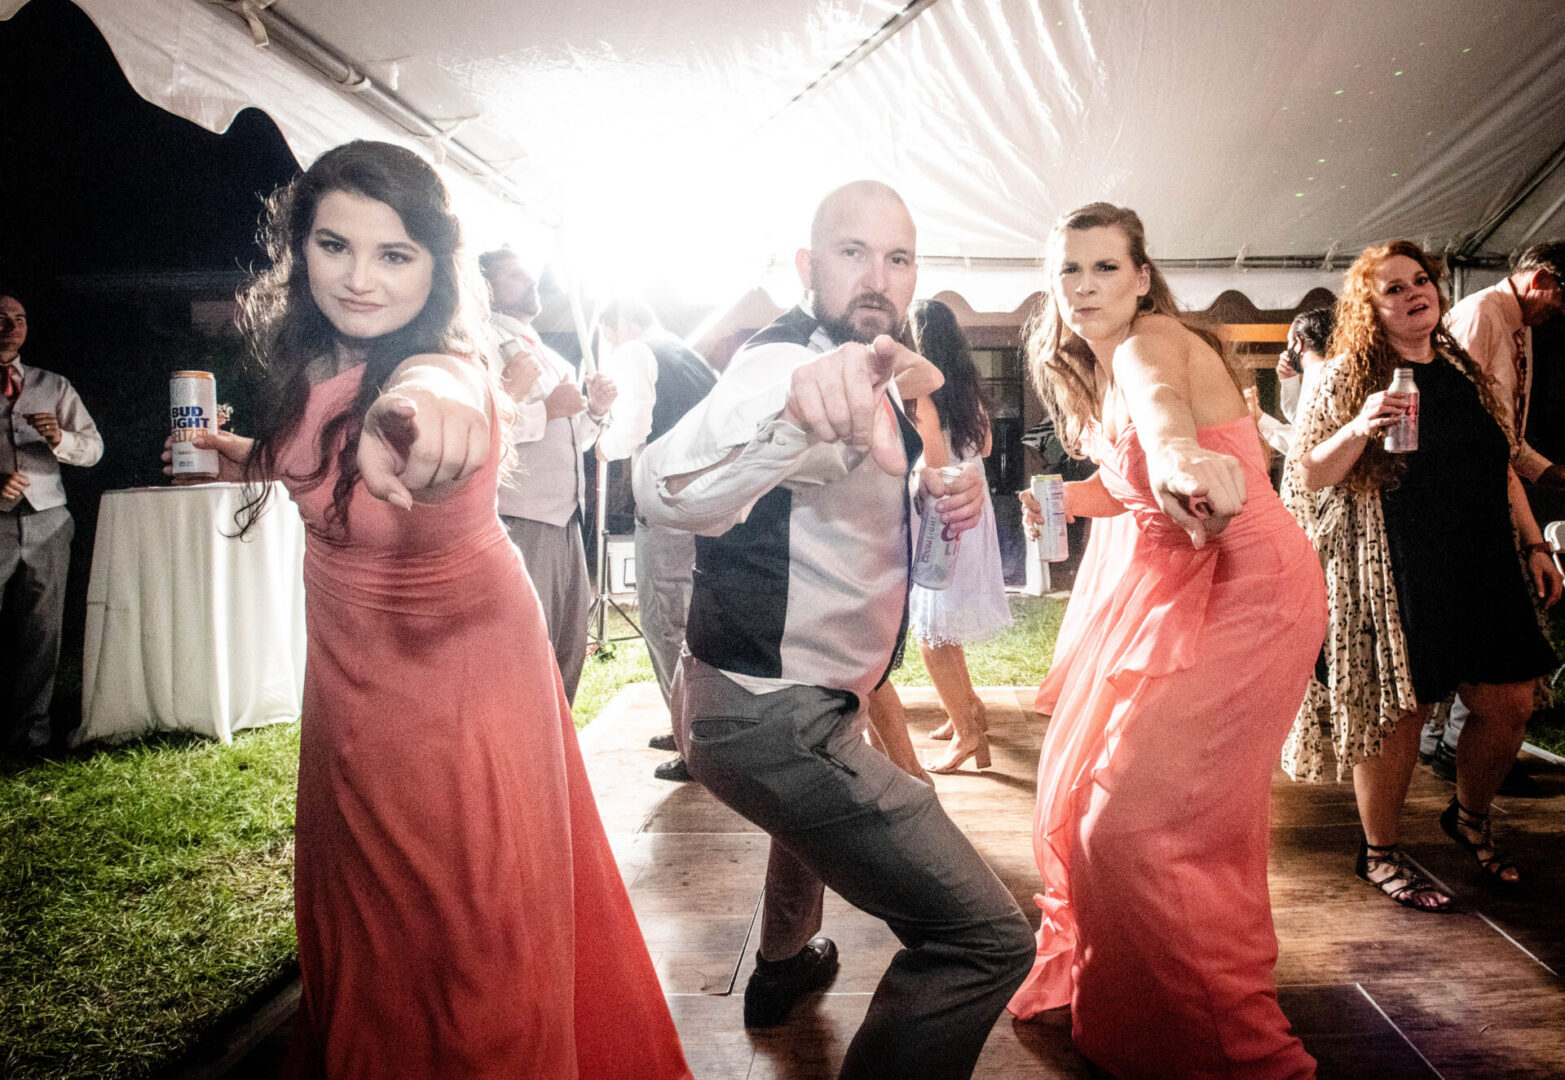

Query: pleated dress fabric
277,364,690,1080
1008,415,1325,1080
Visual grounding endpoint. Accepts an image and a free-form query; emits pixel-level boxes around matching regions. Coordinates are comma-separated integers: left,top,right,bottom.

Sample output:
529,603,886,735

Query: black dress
1379,355,1556,703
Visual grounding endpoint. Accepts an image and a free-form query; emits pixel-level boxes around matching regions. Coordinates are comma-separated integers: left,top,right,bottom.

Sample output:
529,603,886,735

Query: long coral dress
1008,415,1325,1080
277,364,689,1080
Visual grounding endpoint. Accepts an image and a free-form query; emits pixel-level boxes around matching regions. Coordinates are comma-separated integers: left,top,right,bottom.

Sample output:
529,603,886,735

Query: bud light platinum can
911,466,966,590
1031,473,1069,562
1383,366,1419,454
170,370,219,481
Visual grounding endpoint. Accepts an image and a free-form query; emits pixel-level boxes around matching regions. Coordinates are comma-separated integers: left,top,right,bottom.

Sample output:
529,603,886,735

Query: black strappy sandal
1355,837,1455,911
1440,797,1521,886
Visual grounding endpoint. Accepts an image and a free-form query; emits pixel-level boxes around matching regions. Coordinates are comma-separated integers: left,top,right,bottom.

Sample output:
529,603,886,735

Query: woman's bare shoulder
1124,312,1188,344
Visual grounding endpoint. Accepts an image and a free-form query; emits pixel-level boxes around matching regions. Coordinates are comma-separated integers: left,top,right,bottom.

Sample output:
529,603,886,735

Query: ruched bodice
1089,414,1303,549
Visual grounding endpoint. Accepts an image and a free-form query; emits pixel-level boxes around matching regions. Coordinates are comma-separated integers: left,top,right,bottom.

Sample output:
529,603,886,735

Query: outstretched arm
358,353,491,509
1114,316,1245,548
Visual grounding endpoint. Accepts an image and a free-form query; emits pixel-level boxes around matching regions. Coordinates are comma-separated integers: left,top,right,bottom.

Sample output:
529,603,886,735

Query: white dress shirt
1,359,104,512
596,338,658,463
492,315,601,526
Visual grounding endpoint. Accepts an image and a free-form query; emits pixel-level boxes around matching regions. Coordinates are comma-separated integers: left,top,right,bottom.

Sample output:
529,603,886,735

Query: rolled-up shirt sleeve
597,341,657,461
510,400,548,445
633,342,864,536
52,380,103,466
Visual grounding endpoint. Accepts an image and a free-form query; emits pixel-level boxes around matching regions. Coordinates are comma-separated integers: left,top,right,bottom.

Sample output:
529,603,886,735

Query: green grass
1,725,300,1080
570,594,1066,727
889,594,1066,688
573,608,659,728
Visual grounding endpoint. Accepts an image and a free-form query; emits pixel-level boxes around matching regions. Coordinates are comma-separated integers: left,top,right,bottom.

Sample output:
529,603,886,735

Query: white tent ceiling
7,0,1565,312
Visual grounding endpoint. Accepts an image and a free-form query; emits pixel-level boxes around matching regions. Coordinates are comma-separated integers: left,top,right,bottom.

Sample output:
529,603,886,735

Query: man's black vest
644,329,717,447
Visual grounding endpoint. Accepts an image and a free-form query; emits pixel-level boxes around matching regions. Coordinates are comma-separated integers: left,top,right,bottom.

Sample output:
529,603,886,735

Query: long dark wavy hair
235,140,487,536
911,299,991,459
1321,240,1505,493
1025,202,1230,455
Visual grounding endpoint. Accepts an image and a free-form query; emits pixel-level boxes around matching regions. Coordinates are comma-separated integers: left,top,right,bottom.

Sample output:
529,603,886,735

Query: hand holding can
1031,474,1069,562
170,371,220,482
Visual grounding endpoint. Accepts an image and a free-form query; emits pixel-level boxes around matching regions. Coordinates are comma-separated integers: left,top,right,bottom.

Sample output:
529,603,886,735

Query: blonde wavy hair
1319,240,1506,494
1025,203,1228,455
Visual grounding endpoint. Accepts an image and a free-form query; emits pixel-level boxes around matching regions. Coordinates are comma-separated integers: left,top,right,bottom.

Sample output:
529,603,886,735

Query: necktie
1512,325,1529,437
1,364,19,403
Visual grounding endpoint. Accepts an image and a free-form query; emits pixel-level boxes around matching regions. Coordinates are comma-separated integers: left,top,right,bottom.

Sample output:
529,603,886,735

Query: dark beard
811,278,903,345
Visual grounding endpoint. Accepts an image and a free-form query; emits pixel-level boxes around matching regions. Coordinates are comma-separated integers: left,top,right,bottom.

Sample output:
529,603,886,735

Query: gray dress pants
1,504,73,749
672,653,1034,1080
502,512,591,704
634,517,695,708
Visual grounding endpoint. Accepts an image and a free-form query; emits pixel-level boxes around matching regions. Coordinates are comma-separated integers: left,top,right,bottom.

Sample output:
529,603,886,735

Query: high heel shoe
930,698,986,742
1354,836,1454,912
1440,797,1520,886
926,733,991,774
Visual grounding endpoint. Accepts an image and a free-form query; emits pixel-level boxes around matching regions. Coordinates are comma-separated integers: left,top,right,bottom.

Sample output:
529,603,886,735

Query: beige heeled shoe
930,697,987,742
926,732,991,774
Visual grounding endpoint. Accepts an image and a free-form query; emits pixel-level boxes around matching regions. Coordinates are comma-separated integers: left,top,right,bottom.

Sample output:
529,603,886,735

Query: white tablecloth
75,483,307,746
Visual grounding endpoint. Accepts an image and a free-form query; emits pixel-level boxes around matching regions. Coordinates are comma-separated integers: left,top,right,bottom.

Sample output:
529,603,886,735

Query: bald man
634,182,1032,1079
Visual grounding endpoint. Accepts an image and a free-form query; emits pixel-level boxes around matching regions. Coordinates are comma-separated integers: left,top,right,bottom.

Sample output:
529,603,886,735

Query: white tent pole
755,0,943,132
210,0,552,223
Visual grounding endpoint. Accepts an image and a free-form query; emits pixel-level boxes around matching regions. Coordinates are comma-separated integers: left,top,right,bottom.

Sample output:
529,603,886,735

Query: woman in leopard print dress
1282,241,1558,910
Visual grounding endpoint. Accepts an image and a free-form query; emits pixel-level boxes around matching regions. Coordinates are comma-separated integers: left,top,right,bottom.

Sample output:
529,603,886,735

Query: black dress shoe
743,937,839,1028
653,756,692,782
648,732,677,752
1428,741,1457,783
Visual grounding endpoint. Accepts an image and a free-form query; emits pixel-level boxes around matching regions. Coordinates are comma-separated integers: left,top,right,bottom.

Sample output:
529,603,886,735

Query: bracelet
1525,542,1552,555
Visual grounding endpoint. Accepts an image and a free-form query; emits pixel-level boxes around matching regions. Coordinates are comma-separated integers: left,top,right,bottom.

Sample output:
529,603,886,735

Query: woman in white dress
909,299,1014,772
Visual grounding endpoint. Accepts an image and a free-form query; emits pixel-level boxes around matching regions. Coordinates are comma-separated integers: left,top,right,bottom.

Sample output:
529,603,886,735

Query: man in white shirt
1,292,104,751
633,182,1032,1078
479,251,615,704
1422,240,1565,789
596,298,716,780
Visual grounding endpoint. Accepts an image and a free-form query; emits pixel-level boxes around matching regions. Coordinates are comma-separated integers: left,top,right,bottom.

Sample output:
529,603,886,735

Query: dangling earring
1137,293,1153,312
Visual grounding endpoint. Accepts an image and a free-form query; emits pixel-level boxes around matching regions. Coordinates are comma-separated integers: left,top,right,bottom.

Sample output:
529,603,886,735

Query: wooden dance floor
212,682,1564,1080
583,683,1565,1080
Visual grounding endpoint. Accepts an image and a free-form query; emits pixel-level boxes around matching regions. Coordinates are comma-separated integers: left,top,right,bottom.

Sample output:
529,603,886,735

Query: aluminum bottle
911,466,966,590
1383,366,1420,453
170,371,220,480
1031,473,1069,562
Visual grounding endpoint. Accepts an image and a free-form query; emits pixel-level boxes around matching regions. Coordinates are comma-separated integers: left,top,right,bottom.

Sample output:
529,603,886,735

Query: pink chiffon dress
1008,414,1325,1080
276,364,690,1080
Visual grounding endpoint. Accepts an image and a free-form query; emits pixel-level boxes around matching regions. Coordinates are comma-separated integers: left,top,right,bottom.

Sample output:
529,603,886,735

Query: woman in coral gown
1007,203,1325,1080
188,141,689,1080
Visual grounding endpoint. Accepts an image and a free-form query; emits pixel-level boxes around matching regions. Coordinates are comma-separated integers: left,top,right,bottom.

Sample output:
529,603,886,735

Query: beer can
1031,473,1070,562
1383,366,1420,453
911,466,966,590
170,371,219,481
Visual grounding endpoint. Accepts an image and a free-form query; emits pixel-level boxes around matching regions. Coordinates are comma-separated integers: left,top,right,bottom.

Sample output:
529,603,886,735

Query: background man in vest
597,297,717,781
480,249,616,704
632,182,1032,1078
2,290,103,751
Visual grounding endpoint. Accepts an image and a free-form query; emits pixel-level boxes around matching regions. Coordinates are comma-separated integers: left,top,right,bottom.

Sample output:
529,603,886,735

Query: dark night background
2,0,300,735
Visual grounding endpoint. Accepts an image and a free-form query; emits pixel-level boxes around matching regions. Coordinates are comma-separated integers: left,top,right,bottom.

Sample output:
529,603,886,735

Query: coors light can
1031,473,1070,562
911,466,966,590
170,371,219,481
1383,366,1420,454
